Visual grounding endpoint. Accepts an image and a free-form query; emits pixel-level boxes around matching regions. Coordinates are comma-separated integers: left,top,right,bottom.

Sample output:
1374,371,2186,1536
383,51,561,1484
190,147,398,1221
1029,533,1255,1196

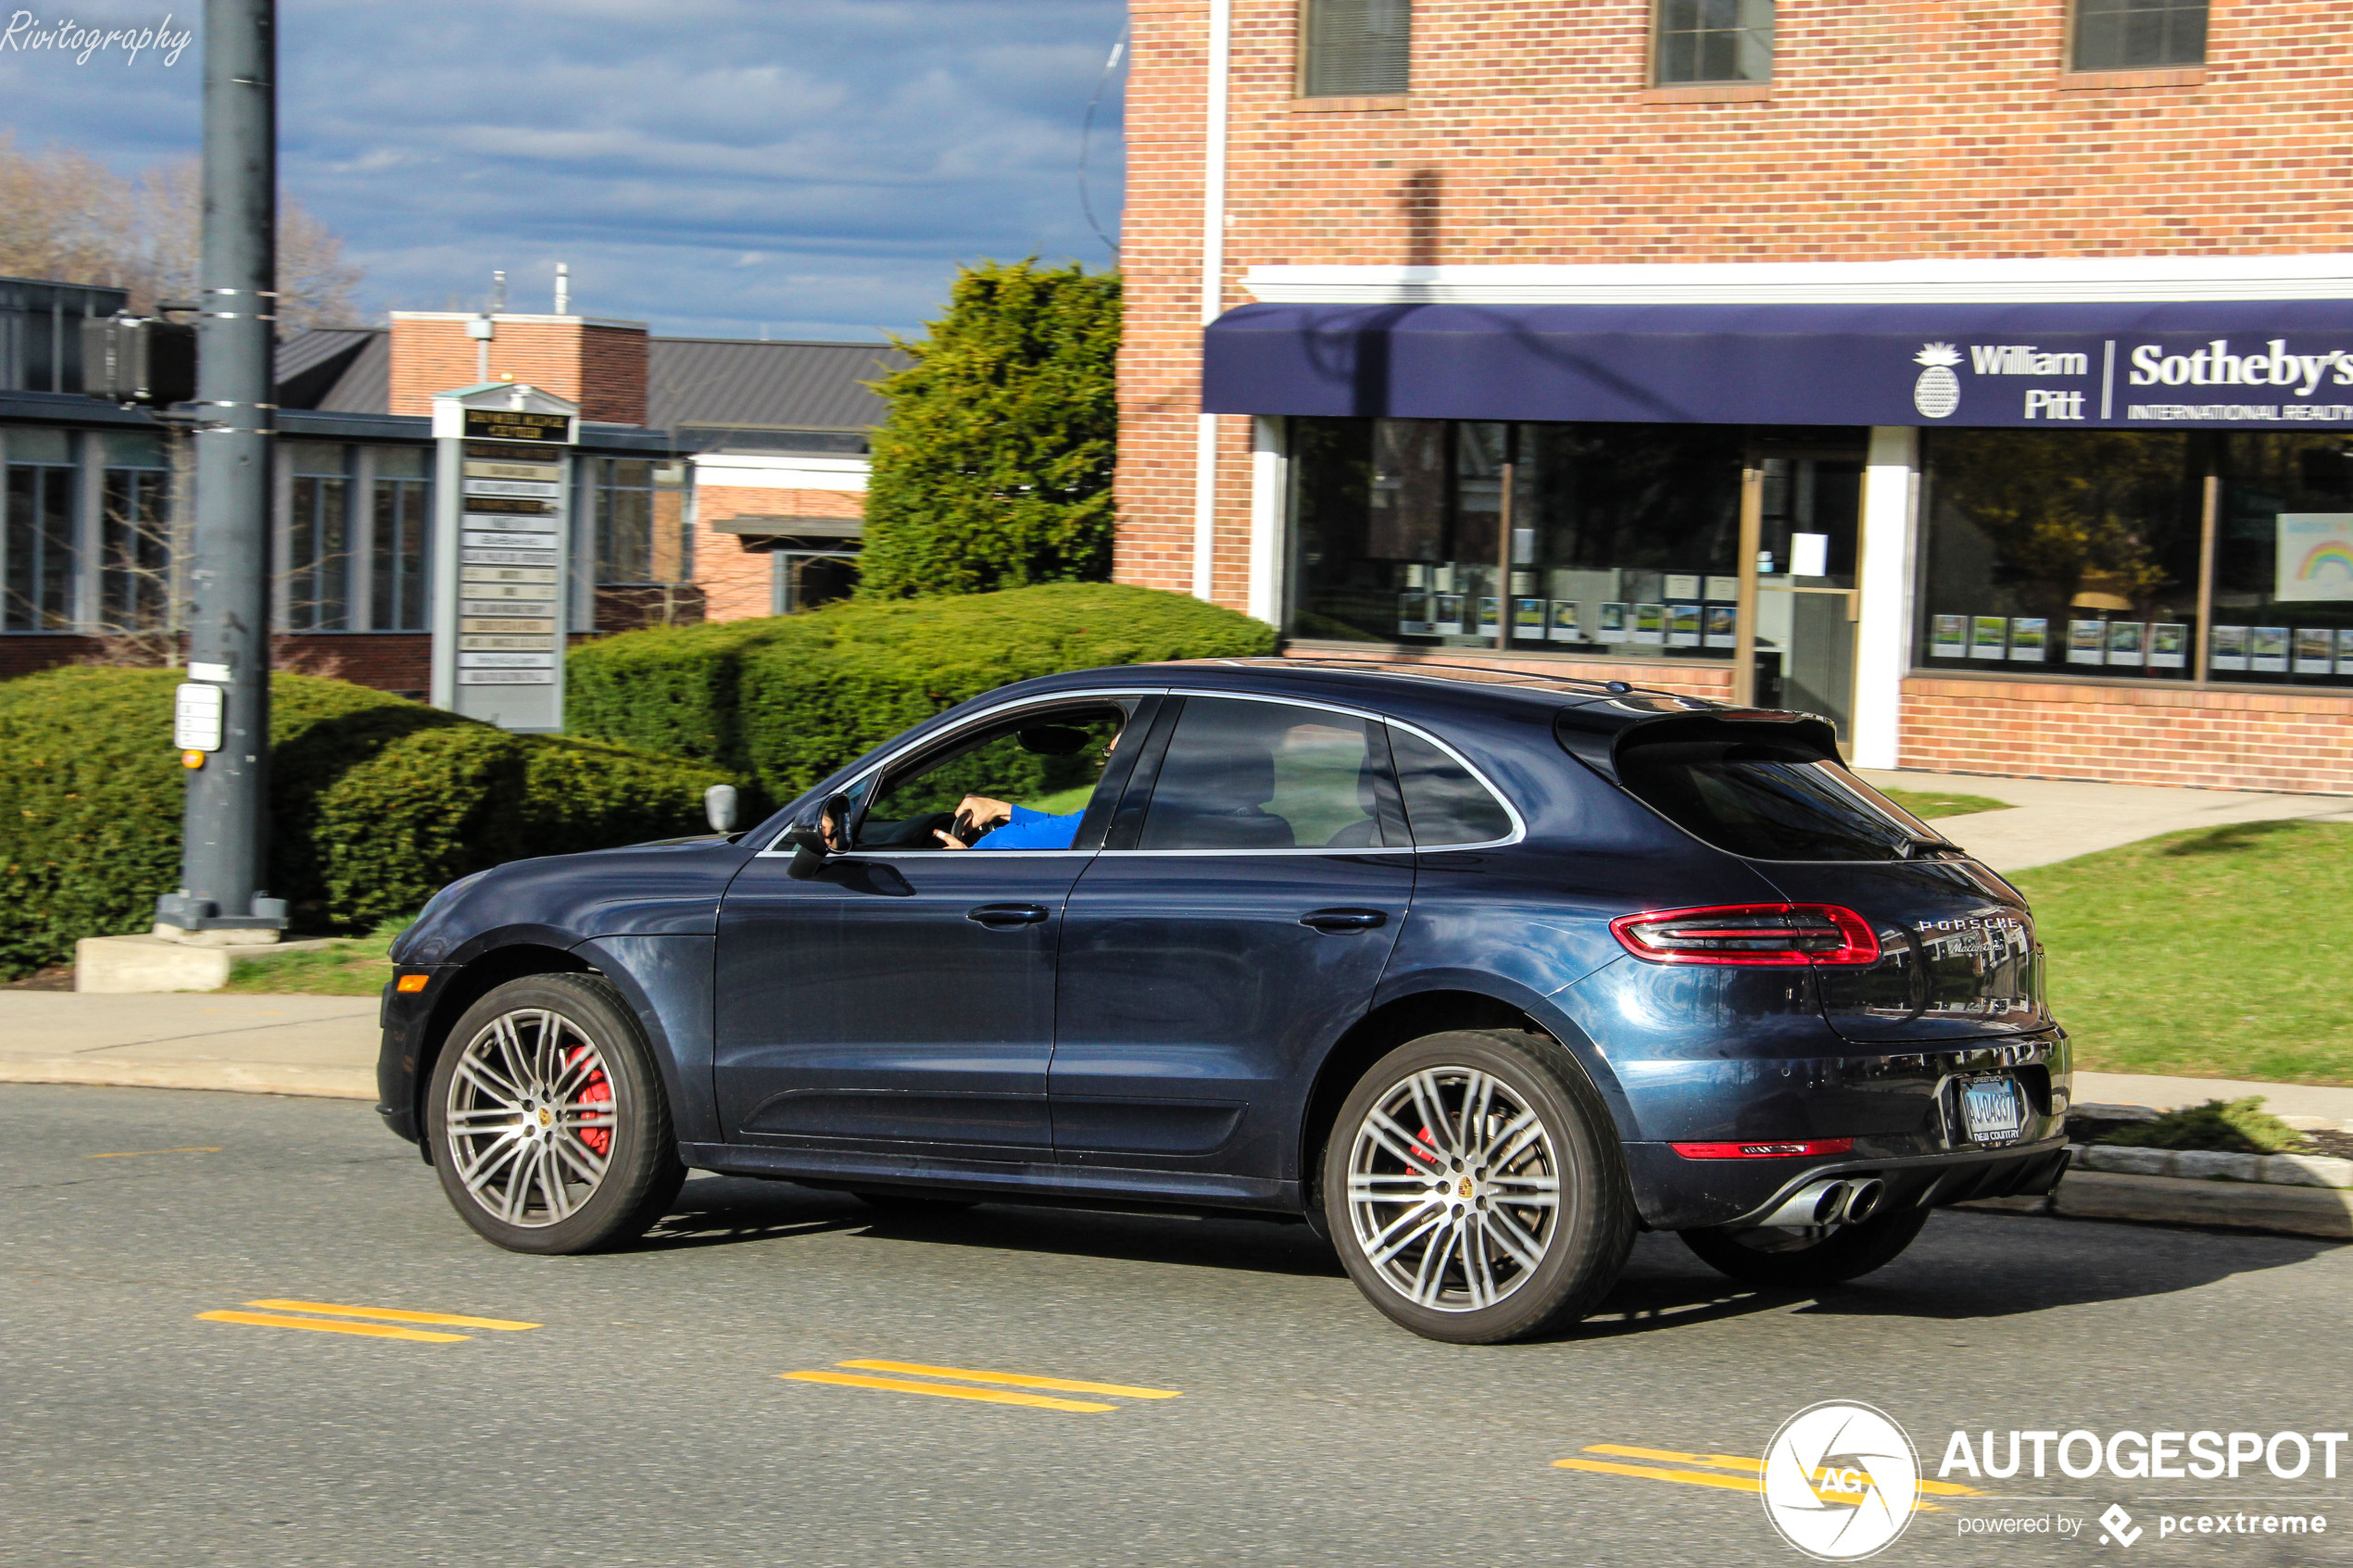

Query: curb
0,1059,376,1100
1958,1170,2353,1241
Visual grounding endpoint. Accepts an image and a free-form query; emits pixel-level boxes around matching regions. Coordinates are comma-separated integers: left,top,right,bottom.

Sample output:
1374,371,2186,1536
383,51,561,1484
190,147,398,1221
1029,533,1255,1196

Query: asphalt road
5,1084,2349,1568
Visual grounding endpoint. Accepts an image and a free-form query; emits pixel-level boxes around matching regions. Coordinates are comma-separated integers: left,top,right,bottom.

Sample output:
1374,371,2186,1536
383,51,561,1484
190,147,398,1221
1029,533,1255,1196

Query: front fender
568,935,719,1148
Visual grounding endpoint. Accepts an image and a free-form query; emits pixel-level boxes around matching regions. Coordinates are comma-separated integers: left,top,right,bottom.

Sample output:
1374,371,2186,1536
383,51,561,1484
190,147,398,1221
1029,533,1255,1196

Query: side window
1389,728,1513,847
855,703,1130,850
1139,698,1388,851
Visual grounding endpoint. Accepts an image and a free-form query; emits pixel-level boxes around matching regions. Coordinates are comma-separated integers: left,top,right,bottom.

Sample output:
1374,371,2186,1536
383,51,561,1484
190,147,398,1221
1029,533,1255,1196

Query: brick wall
1119,0,2353,784
692,482,865,623
389,314,648,423
1902,676,2353,794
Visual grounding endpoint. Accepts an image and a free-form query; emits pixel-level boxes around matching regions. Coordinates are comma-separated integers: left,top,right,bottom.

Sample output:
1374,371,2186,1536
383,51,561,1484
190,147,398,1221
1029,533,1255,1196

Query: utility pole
157,0,286,942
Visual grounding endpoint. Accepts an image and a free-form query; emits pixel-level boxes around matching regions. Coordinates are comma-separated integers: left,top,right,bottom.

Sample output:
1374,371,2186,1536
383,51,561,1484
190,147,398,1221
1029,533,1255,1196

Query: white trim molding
690,452,869,493
1247,416,1286,627
1241,256,2353,307
1194,0,1233,602
1850,426,1919,771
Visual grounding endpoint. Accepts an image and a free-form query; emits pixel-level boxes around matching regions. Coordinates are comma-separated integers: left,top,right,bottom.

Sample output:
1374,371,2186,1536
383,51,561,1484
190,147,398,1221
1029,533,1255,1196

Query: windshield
1613,733,1951,862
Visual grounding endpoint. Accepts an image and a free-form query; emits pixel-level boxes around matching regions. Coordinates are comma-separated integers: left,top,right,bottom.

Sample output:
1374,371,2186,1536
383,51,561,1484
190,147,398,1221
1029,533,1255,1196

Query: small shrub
0,666,733,979
2095,1097,2308,1154
568,582,1278,802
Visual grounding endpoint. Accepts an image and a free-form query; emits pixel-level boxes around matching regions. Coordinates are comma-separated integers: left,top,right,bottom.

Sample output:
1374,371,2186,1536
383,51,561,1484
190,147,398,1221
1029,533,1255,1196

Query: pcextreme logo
1763,1401,1922,1561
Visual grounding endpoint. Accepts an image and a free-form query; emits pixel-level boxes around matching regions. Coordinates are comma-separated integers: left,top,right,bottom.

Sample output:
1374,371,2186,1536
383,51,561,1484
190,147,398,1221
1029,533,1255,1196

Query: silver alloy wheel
444,1009,617,1229
1345,1066,1561,1312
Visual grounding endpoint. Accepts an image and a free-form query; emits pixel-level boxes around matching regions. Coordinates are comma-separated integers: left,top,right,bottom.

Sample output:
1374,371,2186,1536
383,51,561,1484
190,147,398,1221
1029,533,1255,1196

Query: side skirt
678,1141,1301,1216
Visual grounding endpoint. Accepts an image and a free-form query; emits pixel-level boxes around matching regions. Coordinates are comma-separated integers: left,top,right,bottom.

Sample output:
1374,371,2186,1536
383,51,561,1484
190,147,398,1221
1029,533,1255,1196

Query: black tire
851,1190,979,1215
426,972,686,1255
1680,1203,1932,1288
1322,1029,1634,1345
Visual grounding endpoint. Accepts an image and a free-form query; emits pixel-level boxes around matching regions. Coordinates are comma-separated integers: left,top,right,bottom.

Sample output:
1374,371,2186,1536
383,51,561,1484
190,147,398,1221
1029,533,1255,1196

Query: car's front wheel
1323,1030,1633,1344
426,973,686,1255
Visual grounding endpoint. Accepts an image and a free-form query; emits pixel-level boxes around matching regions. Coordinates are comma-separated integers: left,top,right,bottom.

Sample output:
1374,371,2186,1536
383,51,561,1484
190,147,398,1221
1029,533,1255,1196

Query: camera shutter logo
1761,1401,1921,1561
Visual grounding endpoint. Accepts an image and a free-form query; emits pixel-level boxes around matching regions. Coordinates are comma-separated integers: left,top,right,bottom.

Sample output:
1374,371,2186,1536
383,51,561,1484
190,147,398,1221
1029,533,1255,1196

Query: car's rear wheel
1680,1203,1931,1288
427,973,685,1255
1323,1030,1633,1344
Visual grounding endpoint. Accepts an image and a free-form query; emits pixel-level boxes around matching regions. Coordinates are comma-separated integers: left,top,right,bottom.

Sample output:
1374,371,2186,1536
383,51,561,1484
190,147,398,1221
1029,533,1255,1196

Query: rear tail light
1609,903,1881,967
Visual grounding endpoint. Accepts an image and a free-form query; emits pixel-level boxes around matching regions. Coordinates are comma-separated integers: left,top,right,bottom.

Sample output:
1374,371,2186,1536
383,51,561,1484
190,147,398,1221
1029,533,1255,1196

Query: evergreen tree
857,259,1121,598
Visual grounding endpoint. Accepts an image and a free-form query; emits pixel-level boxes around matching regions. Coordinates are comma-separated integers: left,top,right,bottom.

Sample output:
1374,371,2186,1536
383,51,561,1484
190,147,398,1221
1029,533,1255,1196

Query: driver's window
854,704,1131,851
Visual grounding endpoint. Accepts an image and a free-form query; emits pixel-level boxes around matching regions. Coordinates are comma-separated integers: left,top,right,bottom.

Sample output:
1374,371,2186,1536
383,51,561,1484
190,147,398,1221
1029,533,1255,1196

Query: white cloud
0,0,1126,337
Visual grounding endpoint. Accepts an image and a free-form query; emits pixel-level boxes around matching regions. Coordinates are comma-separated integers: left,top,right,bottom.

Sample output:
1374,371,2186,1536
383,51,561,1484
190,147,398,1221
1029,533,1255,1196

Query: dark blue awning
1202,299,2353,429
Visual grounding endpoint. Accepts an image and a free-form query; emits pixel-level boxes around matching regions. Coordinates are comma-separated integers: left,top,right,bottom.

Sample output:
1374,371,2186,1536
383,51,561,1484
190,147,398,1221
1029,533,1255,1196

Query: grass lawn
218,920,405,997
1880,787,2013,821
2015,820,2353,1086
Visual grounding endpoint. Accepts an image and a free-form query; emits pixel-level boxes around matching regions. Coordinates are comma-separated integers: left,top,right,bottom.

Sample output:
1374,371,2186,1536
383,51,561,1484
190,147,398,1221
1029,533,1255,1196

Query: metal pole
157,0,284,937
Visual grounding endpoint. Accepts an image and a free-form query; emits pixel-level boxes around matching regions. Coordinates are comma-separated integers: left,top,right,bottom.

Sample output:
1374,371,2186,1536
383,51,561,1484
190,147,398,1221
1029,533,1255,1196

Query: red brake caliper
566,1047,612,1157
1411,1126,1441,1167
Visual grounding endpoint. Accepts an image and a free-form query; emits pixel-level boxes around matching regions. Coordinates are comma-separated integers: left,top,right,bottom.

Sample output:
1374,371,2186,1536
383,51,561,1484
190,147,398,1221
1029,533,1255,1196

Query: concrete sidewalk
0,993,378,1099
1856,768,2353,873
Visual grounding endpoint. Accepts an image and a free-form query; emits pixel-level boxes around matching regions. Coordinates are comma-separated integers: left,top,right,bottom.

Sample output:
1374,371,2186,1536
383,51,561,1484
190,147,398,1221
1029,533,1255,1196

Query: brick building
0,290,901,694
1119,0,2353,792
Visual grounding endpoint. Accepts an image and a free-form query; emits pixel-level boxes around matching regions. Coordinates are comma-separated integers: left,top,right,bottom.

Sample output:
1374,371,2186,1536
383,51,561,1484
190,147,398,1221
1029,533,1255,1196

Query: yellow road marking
1554,1457,1760,1494
782,1370,1114,1412
1584,1444,1980,1497
834,1360,1181,1400
197,1310,470,1344
88,1147,223,1158
242,1299,540,1331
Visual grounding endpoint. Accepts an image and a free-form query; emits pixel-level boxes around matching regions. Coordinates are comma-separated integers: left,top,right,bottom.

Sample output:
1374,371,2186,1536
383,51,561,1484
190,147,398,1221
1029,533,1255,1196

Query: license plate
1959,1076,2025,1144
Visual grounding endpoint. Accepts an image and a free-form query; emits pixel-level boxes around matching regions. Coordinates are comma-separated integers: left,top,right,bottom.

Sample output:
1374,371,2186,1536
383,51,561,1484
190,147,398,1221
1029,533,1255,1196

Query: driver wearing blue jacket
934,726,1122,851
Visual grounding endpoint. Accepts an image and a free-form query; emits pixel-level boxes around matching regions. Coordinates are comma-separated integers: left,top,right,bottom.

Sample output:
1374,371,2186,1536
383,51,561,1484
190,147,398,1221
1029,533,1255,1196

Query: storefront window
2209,435,2353,688
100,430,172,633
1916,431,2204,681
1290,418,1748,659
594,458,656,582
285,440,353,632
4,426,75,632
371,445,431,632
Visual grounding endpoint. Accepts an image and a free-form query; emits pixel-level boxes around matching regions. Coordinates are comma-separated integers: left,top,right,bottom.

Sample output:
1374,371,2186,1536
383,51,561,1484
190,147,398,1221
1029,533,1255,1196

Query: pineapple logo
1912,343,1963,419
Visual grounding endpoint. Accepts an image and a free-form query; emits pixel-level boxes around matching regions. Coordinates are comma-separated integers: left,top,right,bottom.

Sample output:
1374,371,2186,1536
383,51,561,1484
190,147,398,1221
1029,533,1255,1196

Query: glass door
1745,450,1865,740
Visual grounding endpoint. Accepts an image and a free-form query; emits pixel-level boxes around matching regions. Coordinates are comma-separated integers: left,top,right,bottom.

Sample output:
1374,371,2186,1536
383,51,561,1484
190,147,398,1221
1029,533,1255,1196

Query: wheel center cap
1456,1175,1475,1199
537,1107,554,1129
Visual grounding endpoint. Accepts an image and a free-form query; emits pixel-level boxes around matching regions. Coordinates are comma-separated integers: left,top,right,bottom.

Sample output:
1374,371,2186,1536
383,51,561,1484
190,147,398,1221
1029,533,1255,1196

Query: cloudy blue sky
0,0,1128,339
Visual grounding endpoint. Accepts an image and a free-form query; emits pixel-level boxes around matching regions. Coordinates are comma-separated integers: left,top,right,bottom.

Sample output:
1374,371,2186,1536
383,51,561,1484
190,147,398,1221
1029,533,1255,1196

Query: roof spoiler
1554,706,1843,784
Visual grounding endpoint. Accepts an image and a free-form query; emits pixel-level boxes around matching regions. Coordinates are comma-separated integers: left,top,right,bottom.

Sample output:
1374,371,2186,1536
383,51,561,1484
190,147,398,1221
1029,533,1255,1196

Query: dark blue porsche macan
378,659,2071,1343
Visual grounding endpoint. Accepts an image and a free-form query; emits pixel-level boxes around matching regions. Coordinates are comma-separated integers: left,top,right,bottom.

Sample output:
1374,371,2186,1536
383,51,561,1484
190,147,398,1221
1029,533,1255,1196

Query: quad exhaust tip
1756,1175,1886,1229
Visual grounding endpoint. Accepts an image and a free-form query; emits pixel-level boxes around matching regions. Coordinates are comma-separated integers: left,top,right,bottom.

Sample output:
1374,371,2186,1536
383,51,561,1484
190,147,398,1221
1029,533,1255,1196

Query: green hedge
0,667,734,980
567,583,1278,802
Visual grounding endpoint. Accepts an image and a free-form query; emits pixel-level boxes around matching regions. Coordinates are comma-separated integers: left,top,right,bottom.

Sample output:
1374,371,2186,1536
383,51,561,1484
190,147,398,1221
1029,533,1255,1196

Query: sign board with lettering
427,383,580,732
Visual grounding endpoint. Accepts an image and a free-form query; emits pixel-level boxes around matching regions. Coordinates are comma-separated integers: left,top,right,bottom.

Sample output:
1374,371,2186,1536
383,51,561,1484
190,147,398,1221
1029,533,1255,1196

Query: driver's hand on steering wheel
934,796,1014,848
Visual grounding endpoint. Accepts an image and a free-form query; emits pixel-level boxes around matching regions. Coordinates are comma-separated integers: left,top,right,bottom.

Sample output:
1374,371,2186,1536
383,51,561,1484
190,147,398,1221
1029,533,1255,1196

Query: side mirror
704,783,739,834
785,791,853,880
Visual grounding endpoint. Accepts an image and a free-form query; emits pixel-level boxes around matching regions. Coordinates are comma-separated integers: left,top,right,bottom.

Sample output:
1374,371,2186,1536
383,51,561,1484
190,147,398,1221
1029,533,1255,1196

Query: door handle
967,903,1051,928
1300,908,1388,934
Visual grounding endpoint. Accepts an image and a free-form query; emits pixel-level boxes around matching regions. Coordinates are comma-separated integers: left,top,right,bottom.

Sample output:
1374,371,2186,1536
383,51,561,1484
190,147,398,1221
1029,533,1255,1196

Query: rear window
1612,733,1944,861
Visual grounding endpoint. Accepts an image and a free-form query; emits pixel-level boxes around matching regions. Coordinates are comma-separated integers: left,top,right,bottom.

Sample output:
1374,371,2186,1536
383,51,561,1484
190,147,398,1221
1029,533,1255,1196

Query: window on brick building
1287,417,1753,659
2070,0,2207,71
1301,0,1411,97
1654,0,1774,85
371,445,432,632
284,440,355,632
1916,432,2206,684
